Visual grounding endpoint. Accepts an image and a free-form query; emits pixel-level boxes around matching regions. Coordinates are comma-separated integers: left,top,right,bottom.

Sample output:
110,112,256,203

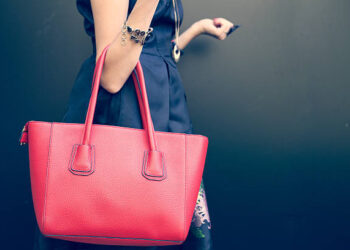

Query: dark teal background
1,0,350,249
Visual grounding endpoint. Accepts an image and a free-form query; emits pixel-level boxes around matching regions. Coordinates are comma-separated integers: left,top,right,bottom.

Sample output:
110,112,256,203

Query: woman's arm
91,0,160,94
177,18,234,51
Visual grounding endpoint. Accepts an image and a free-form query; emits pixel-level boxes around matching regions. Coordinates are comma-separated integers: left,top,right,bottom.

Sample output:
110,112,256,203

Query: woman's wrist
190,21,204,37
176,21,203,51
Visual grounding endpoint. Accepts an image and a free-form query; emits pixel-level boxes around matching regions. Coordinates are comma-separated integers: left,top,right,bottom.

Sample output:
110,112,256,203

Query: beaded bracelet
121,21,153,46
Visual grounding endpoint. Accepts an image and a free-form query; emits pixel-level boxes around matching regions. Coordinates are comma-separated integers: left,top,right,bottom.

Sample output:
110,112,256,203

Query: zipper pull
19,122,29,146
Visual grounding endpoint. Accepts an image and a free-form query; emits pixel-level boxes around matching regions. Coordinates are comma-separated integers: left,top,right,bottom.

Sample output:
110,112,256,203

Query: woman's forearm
93,0,160,94
177,22,203,51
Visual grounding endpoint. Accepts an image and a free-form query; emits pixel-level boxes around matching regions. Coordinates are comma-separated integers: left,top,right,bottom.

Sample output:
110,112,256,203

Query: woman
33,0,235,249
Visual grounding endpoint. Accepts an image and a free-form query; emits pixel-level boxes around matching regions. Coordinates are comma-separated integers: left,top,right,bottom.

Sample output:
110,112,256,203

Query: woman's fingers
217,27,227,40
197,18,235,40
213,17,233,29
213,17,223,27
212,18,234,40
211,25,225,40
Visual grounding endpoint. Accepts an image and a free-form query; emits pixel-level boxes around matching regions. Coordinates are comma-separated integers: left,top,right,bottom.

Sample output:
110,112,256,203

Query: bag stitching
68,144,96,176
42,122,53,233
44,234,183,243
27,121,207,140
142,150,167,181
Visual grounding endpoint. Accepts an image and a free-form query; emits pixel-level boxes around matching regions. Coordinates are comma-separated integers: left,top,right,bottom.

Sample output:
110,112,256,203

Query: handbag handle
69,45,166,181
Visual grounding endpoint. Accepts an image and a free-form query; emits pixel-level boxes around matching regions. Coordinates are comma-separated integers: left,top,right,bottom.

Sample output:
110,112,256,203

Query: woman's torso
77,0,184,59
62,0,193,134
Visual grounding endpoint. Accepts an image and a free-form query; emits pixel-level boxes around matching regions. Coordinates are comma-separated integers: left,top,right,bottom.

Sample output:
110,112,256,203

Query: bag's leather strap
69,44,166,180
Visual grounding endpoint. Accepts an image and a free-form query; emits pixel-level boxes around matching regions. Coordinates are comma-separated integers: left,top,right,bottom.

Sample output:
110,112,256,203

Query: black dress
33,0,212,249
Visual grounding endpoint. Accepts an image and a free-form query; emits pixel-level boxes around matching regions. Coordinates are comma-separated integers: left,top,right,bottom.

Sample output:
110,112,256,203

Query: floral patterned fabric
191,181,212,240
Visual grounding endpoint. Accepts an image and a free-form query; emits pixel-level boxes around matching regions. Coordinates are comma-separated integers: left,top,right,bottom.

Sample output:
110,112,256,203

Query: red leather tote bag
19,45,208,246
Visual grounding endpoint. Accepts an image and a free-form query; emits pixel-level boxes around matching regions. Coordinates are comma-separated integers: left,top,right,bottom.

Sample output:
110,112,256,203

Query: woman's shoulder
76,0,136,20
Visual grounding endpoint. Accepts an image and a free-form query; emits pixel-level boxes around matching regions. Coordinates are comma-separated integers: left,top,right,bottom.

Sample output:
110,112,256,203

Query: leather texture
20,45,208,246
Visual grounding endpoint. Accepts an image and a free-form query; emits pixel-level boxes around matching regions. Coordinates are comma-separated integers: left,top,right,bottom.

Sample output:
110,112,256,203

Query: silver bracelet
121,21,153,46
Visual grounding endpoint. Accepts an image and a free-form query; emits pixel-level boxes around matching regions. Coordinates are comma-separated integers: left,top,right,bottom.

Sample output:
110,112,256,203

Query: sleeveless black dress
33,0,212,249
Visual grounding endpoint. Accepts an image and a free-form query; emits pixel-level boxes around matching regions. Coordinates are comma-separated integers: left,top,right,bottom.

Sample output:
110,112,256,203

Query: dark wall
1,0,350,249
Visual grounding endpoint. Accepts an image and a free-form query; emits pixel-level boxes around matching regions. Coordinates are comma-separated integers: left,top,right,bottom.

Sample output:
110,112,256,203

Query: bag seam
142,150,167,180
27,121,208,140
44,234,183,243
42,122,54,233
69,144,96,175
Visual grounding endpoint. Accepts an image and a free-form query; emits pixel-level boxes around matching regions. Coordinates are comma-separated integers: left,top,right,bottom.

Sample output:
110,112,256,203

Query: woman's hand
177,17,235,51
196,18,234,40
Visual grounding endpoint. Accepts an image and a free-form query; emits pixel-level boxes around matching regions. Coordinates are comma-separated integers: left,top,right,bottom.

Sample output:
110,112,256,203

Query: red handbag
19,45,208,246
